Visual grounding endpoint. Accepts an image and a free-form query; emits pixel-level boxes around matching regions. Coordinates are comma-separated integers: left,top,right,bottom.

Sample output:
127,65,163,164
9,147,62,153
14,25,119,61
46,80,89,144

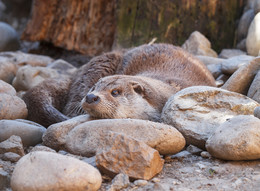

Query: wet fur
23,43,216,127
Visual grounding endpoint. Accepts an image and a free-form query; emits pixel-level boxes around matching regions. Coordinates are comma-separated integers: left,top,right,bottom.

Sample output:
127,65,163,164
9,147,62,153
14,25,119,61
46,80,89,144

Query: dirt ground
100,150,260,191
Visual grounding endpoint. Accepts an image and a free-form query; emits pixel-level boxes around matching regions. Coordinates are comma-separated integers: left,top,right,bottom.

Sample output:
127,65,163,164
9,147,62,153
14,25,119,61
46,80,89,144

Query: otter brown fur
23,43,216,127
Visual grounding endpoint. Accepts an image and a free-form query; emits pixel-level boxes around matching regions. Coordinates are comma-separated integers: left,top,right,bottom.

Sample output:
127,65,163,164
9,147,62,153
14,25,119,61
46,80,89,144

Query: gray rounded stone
237,9,255,42
0,22,19,52
221,55,255,75
0,119,46,147
248,70,260,103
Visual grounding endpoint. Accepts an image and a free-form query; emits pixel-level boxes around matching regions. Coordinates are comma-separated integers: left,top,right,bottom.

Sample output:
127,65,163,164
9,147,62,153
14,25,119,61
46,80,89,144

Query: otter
23,43,216,127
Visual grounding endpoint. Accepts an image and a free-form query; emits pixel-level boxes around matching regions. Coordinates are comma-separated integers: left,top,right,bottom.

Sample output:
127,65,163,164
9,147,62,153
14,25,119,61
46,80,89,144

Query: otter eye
111,90,120,97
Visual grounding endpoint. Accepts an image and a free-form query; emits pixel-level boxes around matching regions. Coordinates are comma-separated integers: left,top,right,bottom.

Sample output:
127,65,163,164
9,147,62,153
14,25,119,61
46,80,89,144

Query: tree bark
22,0,116,56
22,0,245,55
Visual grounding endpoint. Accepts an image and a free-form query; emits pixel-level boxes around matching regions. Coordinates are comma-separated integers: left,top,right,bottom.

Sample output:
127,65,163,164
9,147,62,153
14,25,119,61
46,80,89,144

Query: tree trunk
22,0,245,55
22,0,116,56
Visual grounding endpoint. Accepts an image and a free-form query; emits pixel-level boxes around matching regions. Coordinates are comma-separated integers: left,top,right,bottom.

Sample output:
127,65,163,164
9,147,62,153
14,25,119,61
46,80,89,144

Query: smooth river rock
0,22,19,52
0,119,46,147
44,118,185,156
161,86,260,149
221,56,260,95
0,58,16,84
0,80,16,95
0,51,53,67
42,115,91,150
11,151,102,191
206,115,260,160
221,55,255,75
0,94,27,120
12,65,60,91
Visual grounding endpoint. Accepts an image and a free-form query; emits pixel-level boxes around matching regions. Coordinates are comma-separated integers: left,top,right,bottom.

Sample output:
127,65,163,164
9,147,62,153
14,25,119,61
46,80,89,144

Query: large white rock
246,12,260,56
206,115,260,160
0,119,46,147
11,151,102,191
161,86,260,149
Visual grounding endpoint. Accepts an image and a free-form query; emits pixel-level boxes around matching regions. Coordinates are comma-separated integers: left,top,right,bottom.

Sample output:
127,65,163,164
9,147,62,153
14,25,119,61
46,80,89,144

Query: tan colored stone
11,151,102,191
182,31,217,57
0,135,24,156
42,115,90,150
206,115,260,160
12,65,60,91
0,80,16,95
161,86,260,149
221,56,260,95
63,119,185,156
96,132,164,180
0,94,27,120
0,59,16,84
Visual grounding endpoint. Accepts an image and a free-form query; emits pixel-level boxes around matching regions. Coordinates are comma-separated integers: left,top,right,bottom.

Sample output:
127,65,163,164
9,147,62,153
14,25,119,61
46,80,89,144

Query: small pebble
201,151,211,158
134,180,148,186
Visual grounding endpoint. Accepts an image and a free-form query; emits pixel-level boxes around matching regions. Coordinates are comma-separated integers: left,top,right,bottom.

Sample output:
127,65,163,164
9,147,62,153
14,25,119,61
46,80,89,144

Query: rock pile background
0,0,260,190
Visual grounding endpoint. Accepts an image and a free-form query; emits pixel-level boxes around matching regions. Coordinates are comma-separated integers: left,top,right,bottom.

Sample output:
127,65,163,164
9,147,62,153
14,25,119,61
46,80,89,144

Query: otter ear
131,82,145,96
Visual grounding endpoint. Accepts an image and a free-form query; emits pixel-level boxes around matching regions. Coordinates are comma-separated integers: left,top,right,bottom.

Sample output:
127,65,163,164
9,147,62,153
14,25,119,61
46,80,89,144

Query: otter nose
85,94,100,104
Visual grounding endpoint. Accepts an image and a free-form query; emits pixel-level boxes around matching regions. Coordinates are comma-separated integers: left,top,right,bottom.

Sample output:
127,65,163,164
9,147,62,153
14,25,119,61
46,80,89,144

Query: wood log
22,0,116,56
22,0,245,55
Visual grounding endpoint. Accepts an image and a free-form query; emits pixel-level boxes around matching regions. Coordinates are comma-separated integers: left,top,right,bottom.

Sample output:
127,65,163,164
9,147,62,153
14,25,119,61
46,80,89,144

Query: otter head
81,75,163,121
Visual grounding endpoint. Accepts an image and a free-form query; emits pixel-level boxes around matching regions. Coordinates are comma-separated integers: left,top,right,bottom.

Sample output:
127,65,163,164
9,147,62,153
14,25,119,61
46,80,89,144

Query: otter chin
81,75,177,122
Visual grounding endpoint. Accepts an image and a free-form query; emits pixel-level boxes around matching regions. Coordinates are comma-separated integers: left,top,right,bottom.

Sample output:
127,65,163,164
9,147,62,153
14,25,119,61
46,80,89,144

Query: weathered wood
22,0,116,56
22,0,245,55
115,0,246,52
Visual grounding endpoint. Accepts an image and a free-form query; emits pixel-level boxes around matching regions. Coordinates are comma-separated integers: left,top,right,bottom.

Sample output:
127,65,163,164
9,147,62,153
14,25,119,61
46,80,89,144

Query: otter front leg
23,76,72,127
63,52,123,117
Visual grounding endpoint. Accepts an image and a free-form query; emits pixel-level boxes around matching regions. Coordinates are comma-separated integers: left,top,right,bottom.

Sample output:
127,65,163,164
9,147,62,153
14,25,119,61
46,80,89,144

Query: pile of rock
0,2,260,190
